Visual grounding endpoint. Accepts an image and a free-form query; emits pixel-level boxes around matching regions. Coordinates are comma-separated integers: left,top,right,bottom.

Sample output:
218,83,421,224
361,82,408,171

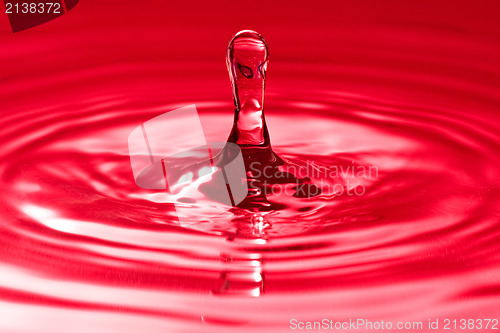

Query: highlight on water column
128,104,248,225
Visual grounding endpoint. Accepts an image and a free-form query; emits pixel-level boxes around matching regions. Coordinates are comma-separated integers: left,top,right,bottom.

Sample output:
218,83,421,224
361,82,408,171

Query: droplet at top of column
226,30,271,147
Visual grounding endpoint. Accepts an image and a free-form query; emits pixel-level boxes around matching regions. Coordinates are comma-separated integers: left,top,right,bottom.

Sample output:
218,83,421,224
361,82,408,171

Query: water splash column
226,30,272,148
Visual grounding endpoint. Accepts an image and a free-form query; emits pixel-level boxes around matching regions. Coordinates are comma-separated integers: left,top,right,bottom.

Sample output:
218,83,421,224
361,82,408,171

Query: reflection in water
214,214,273,297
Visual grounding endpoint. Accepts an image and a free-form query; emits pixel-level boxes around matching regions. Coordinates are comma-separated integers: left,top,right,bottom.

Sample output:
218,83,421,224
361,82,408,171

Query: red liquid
0,1,500,332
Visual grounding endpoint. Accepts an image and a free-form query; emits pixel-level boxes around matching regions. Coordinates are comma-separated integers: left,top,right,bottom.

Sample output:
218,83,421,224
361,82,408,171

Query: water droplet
227,30,270,146
217,30,322,210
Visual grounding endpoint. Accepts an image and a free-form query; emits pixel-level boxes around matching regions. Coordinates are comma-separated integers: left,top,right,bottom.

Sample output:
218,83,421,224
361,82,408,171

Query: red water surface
0,1,500,332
